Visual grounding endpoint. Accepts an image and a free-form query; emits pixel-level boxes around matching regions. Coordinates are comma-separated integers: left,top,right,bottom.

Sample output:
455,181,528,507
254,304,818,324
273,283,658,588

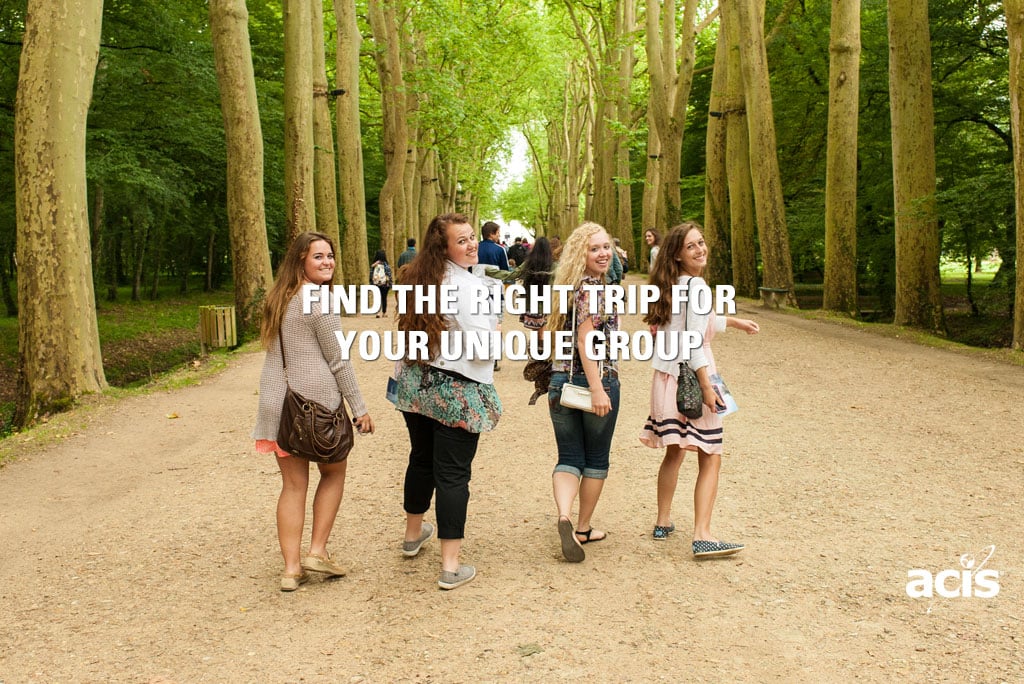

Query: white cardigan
651,275,726,375
427,261,498,384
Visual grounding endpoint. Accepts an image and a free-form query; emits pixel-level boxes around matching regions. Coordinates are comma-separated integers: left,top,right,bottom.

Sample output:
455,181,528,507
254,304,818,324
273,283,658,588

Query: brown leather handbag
276,328,354,464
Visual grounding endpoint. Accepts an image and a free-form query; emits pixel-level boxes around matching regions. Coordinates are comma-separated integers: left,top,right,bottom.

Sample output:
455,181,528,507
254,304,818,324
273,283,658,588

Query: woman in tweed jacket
252,232,375,591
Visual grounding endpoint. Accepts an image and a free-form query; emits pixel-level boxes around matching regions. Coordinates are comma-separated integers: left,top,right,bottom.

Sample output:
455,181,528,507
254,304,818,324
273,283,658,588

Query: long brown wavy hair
644,221,702,327
396,213,470,361
260,231,336,348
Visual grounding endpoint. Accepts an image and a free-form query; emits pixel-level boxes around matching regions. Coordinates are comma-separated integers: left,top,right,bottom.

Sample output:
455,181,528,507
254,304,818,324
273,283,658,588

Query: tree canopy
1,0,1022,417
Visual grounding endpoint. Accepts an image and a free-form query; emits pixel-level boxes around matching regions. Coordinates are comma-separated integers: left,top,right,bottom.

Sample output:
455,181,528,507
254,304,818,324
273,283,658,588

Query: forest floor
0,292,1022,682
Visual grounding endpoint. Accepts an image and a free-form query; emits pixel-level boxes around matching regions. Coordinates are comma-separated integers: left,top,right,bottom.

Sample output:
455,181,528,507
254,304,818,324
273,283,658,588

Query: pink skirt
255,439,291,458
638,370,724,454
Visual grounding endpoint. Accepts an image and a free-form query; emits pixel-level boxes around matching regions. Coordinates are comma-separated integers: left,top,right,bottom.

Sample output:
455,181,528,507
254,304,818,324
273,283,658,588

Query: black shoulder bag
676,280,704,420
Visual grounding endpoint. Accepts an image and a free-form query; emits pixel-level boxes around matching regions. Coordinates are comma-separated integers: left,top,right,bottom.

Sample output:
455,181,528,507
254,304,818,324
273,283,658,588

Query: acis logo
906,545,1000,599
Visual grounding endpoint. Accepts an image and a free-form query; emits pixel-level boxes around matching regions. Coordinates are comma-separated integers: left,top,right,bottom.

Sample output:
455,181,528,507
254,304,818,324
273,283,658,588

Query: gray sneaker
438,564,476,590
402,523,434,557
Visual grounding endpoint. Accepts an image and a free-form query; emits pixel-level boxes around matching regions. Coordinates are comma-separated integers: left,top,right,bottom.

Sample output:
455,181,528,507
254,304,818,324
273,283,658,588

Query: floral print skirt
394,363,502,434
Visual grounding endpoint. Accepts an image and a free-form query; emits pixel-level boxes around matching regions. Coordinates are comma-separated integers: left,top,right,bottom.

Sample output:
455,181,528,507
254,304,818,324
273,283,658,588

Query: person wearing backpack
370,250,393,318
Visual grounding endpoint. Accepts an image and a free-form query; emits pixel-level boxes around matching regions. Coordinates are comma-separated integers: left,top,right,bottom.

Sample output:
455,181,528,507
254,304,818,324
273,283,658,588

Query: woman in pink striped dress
639,222,759,558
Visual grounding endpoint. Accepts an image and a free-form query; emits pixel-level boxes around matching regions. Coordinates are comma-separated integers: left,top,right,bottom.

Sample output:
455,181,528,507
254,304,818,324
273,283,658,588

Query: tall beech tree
310,0,341,266
735,0,796,304
722,0,757,297
563,0,634,243
368,0,408,261
703,20,731,286
1006,0,1024,349
14,0,107,426
644,0,699,232
334,0,369,286
283,0,316,241
888,0,944,331
209,0,273,336
823,0,861,316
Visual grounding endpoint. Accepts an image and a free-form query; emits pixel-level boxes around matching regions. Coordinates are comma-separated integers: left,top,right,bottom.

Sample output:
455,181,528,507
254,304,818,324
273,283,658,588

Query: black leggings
377,285,390,313
401,411,480,539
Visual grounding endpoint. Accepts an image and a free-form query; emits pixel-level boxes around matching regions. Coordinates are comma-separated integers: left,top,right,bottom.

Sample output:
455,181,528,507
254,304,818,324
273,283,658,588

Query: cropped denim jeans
547,371,620,479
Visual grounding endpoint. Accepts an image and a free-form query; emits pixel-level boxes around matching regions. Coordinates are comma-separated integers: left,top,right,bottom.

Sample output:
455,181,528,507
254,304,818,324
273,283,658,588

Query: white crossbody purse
559,298,597,413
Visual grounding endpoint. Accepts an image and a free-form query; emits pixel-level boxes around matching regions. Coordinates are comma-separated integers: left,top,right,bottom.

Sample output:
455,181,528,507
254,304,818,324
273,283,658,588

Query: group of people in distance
252,214,759,592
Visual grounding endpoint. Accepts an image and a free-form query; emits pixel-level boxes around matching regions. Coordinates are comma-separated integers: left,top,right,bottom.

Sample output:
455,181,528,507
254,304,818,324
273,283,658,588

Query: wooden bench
758,286,791,309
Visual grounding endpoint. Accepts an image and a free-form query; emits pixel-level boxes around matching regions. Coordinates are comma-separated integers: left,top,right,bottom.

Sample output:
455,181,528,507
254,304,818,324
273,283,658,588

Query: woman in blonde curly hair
545,222,619,562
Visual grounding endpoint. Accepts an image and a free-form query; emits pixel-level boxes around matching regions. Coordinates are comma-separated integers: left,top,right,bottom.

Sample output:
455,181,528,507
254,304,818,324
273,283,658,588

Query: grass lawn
0,279,236,433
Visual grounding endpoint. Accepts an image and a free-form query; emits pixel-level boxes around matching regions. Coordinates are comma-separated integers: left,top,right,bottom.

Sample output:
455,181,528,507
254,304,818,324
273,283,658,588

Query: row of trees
4,0,1024,426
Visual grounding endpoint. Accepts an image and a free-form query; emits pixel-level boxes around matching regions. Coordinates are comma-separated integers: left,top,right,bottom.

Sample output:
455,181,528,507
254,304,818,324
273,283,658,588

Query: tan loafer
280,571,309,592
301,552,348,577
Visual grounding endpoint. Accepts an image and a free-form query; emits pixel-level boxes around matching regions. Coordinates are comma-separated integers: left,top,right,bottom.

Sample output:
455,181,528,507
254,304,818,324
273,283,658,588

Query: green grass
0,280,234,364
0,278,238,437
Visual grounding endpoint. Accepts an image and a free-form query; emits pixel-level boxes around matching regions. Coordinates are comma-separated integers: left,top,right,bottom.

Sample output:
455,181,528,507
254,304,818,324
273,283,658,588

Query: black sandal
575,528,607,544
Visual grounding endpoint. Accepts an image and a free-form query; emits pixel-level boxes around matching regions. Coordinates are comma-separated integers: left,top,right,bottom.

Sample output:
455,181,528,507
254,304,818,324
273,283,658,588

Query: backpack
372,262,388,286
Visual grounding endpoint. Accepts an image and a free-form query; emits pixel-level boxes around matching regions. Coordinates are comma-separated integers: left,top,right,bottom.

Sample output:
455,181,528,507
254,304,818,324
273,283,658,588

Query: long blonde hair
260,231,336,348
546,221,608,334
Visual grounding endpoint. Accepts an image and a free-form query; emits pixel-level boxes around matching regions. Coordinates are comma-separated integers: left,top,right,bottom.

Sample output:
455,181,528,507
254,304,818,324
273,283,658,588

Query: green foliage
0,0,1019,353
497,171,542,231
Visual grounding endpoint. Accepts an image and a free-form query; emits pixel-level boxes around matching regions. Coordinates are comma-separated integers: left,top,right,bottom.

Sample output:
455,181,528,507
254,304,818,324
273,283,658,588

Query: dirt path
1,299,1021,682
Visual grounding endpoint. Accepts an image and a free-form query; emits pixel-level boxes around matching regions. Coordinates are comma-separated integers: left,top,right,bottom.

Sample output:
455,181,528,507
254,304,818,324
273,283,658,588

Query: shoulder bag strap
567,293,577,381
680,277,691,370
567,287,603,381
277,325,290,385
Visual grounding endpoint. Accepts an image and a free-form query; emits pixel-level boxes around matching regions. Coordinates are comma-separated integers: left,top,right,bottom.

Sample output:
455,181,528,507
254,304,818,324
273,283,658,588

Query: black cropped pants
401,411,480,539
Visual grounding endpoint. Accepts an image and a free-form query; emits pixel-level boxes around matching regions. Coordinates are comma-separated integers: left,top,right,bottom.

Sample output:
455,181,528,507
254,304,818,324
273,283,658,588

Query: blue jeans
547,371,620,479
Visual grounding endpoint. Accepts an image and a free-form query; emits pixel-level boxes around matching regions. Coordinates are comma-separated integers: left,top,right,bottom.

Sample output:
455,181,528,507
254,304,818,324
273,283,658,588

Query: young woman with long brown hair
640,222,758,557
252,232,375,591
393,213,502,590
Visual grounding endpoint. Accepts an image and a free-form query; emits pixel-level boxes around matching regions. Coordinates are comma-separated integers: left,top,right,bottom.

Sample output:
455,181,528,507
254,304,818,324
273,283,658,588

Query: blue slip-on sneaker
692,540,744,558
653,523,676,540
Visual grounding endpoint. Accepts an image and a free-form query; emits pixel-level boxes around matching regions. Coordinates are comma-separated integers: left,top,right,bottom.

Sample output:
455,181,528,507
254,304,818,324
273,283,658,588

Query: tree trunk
418,145,439,241
179,235,192,294
403,29,422,245
148,222,162,301
334,0,369,287
130,212,148,302
105,227,119,302
645,0,699,228
368,0,408,262
206,229,216,292
90,182,104,298
641,108,660,271
0,238,18,316
1005,0,1024,348
703,22,731,287
310,0,342,269
736,0,797,305
283,0,316,242
209,0,274,336
888,0,944,330
14,0,107,426
614,0,635,251
823,0,861,316
723,0,757,297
